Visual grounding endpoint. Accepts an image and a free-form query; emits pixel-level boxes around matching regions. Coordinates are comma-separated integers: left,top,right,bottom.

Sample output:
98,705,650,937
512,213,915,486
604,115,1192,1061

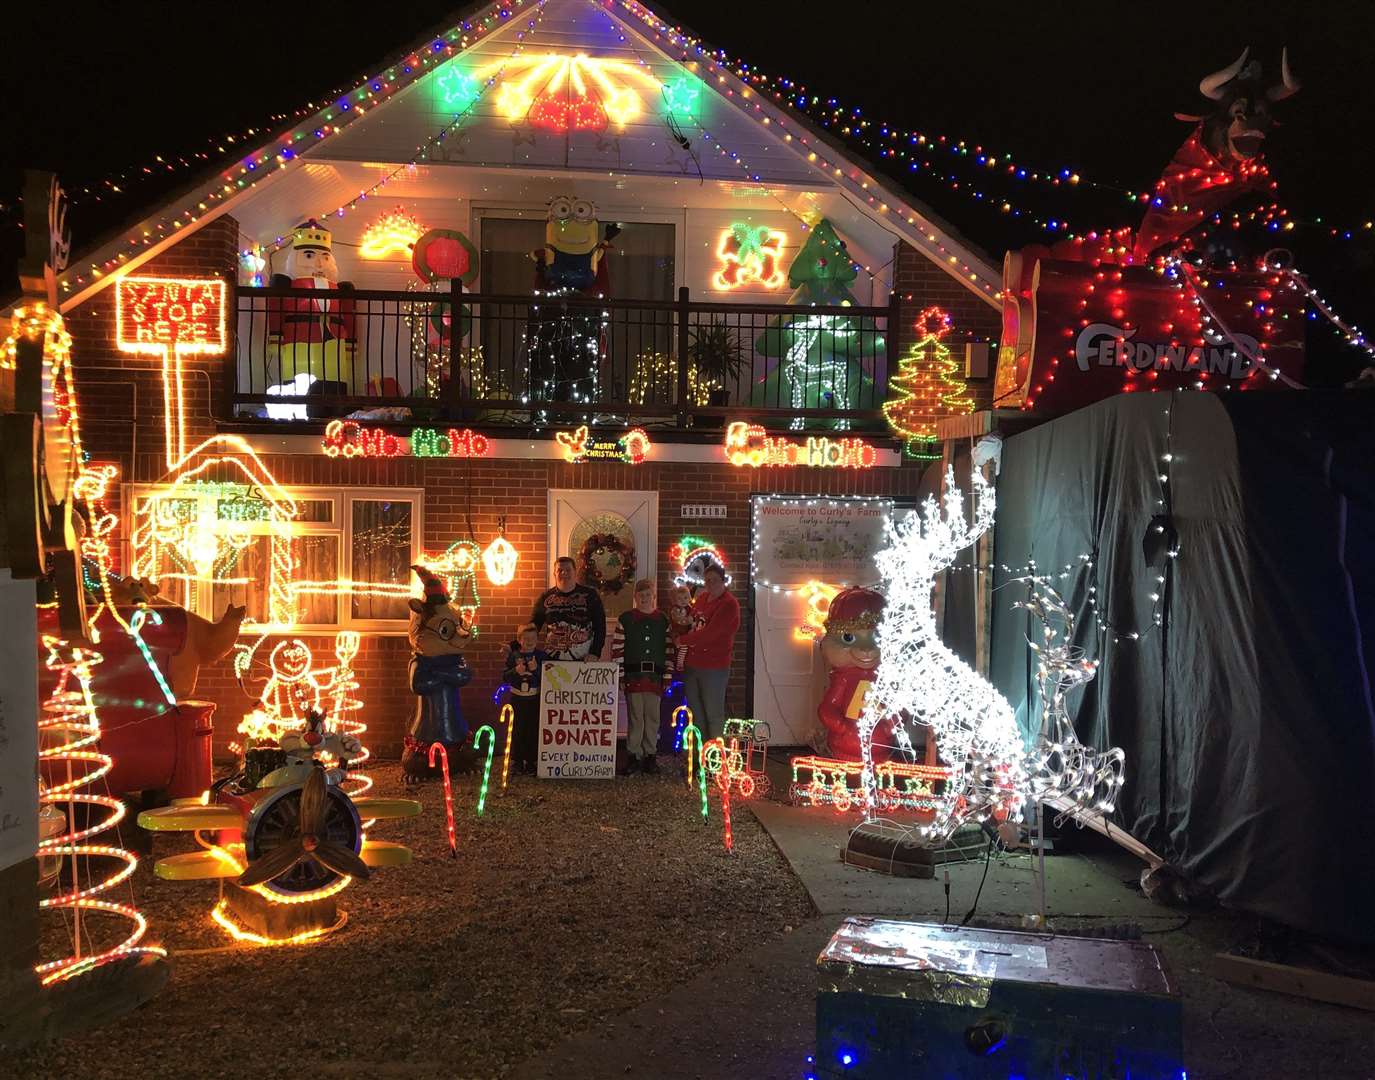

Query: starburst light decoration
858,466,1024,842
480,52,663,132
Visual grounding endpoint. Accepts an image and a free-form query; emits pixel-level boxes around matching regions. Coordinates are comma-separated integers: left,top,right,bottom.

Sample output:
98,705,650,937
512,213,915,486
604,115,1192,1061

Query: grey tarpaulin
979,390,1375,944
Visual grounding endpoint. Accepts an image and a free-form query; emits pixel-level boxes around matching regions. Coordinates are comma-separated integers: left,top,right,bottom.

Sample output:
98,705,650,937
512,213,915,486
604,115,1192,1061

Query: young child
502,623,547,774
667,584,694,676
611,579,674,774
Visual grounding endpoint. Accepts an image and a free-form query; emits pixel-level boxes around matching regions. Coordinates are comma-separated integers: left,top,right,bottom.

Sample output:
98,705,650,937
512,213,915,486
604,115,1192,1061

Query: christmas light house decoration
882,307,975,459
753,219,884,430
858,466,1024,843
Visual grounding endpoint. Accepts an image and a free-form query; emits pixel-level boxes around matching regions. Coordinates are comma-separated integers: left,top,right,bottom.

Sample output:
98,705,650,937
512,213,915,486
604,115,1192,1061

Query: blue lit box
815,918,1184,1079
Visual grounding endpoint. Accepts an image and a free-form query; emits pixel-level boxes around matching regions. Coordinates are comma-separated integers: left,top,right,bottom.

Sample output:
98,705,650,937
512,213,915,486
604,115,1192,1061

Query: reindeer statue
858,466,1025,844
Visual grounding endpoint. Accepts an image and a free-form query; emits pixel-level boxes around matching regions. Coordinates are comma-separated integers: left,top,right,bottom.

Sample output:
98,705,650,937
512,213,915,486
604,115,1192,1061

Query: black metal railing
233,283,896,430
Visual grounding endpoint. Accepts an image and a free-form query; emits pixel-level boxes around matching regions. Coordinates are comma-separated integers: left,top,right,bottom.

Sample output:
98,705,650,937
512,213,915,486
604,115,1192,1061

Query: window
125,484,423,633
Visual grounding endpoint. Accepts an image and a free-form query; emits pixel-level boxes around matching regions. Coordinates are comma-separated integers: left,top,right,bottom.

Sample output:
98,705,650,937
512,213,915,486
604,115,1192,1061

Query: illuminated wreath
578,533,636,596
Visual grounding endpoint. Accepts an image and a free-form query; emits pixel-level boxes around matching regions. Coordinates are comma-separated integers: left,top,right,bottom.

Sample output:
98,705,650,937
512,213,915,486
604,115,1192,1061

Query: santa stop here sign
538,661,618,780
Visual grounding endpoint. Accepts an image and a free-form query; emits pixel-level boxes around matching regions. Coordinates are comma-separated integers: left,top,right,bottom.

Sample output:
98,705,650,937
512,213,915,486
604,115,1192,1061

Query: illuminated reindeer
858,466,1024,843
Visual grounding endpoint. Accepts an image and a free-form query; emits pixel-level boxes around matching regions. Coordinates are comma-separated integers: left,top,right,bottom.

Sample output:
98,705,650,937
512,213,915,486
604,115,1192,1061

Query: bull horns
1200,47,1250,100
1267,46,1300,101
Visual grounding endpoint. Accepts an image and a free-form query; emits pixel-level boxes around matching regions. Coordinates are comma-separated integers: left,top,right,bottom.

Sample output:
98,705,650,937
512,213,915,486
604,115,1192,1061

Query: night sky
6,0,1373,379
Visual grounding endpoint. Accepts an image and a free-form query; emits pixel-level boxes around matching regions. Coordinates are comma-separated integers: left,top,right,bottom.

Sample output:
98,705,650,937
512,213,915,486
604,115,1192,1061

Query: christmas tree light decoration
37,638,166,984
882,307,975,458
474,725,496,816
858,467,1024,843
483,526,519,587
661,73,702,120
428,742,457,856
480,52,663,132
358,207,425,260
499,702,515,792
115,277,227,467
753,219,884,429
331,631,372,802
712,223,787,290
436,64,482,112
1016,579,1126,815
793,580,840,643
669,536,731,588
723,422,878,469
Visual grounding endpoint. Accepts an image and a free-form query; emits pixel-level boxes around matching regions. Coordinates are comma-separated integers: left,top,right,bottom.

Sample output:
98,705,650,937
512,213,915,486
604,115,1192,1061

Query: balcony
231,283,895,432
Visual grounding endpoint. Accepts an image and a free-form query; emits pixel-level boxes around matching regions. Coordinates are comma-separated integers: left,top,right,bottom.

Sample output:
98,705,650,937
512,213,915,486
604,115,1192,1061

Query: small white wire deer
858,466,1025,843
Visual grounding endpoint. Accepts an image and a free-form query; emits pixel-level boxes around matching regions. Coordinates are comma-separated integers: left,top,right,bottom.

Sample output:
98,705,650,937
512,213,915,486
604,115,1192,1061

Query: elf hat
411,563,450,605
291,220,333,251
824,586,884,634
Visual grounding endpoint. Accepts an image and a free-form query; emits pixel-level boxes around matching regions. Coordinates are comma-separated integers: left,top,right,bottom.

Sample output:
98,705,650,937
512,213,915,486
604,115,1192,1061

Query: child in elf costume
611,579,675,774
502,623,548,774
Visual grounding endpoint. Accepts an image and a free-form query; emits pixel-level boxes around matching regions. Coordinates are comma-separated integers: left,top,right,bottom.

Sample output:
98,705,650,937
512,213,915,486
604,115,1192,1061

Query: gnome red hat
824,586,884,634
411,563,450,606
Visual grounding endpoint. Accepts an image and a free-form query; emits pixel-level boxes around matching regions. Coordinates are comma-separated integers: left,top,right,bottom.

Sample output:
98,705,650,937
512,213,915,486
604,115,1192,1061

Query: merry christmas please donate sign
538,661,618,780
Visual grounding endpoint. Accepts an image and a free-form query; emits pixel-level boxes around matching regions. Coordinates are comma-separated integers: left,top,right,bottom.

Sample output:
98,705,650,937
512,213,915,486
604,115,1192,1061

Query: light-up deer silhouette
858,466,1024,842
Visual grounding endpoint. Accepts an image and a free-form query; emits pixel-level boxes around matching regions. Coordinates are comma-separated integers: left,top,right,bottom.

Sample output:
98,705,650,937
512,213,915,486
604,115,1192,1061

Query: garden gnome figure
401,564,473,781
816,586,894,761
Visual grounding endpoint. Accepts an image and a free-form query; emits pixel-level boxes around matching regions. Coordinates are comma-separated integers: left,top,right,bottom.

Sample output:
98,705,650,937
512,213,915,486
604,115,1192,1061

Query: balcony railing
232,283,896,430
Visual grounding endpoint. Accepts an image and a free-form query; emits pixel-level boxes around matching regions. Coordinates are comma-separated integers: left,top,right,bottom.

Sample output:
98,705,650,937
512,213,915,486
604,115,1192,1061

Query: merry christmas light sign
322,420,489,459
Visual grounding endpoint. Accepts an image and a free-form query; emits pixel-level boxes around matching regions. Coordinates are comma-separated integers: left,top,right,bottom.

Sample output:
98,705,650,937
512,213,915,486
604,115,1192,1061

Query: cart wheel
737,774,755,799
753,773,772,799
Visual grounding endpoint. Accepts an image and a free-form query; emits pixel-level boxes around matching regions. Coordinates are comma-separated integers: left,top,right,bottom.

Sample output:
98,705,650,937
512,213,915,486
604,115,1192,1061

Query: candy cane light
858,467,1024,843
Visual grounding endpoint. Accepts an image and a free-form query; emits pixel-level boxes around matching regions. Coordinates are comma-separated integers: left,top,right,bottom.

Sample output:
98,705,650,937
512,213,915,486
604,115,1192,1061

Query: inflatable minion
530,195,615,292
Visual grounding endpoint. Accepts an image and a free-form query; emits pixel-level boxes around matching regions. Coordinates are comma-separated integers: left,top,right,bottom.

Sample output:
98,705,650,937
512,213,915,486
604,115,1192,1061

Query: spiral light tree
858,467,1024,843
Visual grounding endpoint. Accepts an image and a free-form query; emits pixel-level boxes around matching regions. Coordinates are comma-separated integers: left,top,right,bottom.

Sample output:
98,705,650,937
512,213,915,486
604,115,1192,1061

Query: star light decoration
480,52,663,132
858,466,1024,842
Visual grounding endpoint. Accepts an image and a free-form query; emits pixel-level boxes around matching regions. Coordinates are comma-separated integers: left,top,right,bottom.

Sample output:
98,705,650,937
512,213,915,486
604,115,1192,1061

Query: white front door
547,489,659,737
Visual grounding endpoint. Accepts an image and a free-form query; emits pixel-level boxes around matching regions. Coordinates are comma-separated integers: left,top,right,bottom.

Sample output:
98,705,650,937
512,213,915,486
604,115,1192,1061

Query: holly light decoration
712,223,786,290
882,306,975,458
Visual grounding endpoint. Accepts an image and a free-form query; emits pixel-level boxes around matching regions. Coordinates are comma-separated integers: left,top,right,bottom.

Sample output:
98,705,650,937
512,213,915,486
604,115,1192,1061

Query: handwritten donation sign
538,660,618,779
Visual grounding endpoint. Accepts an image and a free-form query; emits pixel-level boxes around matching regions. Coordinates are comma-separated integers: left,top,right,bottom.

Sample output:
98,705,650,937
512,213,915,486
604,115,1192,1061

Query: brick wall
892,240,1003,411
64,218,939,759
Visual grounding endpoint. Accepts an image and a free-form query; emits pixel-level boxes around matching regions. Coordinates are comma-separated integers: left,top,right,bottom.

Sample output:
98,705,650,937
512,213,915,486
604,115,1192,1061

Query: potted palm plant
687,319,744,428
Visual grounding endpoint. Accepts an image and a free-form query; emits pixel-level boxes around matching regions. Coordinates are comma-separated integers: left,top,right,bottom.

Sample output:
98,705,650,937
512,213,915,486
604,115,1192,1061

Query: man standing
677,565,739,741
531,555,607,662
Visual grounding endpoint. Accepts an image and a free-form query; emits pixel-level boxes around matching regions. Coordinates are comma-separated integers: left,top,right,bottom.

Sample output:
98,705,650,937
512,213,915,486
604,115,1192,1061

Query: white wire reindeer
858,466,1024,843
1018,579,1126,815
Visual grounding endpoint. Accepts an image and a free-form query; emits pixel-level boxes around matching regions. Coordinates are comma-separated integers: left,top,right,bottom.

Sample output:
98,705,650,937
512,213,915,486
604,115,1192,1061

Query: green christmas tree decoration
882,306,975,458
752,219,885,429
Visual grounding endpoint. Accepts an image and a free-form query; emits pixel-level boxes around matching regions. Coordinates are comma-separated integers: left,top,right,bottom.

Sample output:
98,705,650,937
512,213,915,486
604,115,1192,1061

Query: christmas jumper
531,582,607,661
678,589,741,670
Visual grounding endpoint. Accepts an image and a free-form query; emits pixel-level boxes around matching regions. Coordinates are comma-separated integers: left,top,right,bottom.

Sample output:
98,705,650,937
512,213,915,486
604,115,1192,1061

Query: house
45,0,1005,754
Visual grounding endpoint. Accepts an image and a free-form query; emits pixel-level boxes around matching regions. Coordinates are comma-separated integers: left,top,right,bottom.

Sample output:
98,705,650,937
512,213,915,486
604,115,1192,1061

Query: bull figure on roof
1133,48,1300,261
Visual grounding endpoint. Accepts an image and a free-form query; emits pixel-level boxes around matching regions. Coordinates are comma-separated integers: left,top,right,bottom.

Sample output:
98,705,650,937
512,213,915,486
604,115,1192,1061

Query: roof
53,0,1001,312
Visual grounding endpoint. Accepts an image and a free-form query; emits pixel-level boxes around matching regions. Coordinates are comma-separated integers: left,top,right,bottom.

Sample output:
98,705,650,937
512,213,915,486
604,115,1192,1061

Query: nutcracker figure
267,219,358,392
